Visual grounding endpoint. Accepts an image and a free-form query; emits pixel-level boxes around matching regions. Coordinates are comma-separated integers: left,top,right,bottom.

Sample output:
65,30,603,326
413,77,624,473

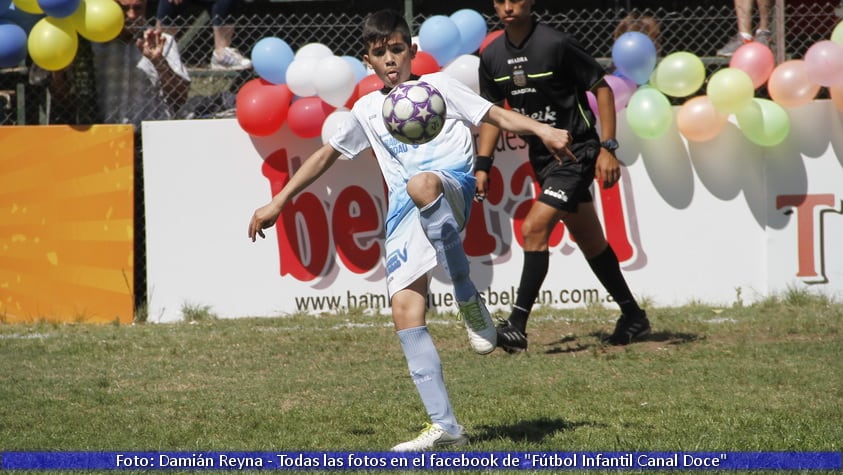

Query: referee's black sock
586,245,644,319
509,250,550,333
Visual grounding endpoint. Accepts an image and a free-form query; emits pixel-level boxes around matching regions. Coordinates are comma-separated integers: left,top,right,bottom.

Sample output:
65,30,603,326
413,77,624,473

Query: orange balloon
830,83,843,113
767,60,820,108
677,95,728,142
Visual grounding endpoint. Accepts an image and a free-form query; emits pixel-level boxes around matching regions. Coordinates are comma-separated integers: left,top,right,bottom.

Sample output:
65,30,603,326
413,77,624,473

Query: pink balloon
730,42,775,89
605,74,638,111
287,96,335,138
804,40,843,87
677,95,728,142
768,60,821,108
586,91,598,117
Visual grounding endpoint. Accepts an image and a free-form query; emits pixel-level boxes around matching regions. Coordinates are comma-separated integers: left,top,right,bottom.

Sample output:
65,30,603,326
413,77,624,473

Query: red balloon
235,78,293,137
357,73,384,97
411,51,440,76
287,96,335,138
479,30,504,54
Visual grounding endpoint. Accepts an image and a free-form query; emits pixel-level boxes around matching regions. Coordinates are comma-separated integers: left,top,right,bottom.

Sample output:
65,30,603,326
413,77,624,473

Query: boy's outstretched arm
483,105,576,162
248,143,342,241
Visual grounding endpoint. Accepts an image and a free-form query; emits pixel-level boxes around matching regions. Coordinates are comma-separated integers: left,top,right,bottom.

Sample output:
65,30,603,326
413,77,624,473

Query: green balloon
626,86,673,139
832,20,843,46
653,51,706,98
736,98,790,147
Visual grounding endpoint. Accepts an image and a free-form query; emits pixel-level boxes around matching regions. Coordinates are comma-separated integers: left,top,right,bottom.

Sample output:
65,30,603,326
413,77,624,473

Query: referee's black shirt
479,20,606,168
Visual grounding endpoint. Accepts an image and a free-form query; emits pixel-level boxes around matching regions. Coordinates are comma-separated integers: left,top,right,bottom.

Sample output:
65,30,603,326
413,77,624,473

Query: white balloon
315,55,356,107
442,54,480,94
412,35,423,52
285,57,320,97
321,108,352,144
295,42,333,60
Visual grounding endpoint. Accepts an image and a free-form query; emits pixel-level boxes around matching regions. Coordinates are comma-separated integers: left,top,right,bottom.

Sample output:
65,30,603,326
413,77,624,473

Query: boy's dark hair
361,9,412,49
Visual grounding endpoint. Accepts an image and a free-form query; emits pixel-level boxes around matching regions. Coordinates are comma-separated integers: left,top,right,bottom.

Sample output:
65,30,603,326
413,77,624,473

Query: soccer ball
382,80,446,145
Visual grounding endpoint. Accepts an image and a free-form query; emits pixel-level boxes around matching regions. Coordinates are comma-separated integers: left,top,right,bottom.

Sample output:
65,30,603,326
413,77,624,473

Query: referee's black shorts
533,140,600,213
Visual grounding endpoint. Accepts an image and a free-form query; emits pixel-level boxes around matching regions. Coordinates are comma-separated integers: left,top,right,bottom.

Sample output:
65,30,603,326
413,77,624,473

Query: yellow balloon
652,51,706,98
12,0,42,14
27,16,78,71
71,0,124,42
707,67,754,115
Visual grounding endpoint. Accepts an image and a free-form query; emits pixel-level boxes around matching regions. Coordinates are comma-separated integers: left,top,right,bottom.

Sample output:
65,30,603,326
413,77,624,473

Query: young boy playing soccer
248,9,573,451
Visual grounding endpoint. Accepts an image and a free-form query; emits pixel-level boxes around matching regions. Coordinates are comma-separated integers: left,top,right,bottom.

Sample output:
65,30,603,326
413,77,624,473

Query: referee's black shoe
496,319,528,353
602,312,651,346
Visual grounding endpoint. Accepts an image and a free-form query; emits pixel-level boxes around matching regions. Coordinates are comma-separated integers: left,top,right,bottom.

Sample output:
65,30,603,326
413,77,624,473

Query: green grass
1,291,841,473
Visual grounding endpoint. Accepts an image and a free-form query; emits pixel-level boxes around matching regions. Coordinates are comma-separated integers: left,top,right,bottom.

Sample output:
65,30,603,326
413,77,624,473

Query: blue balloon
341,55,367,83
0,20,27,67
0,4,42,34
450,9,487,56
37,0,80,18
251,37,295,85
611,31,657,85
419,15,460,67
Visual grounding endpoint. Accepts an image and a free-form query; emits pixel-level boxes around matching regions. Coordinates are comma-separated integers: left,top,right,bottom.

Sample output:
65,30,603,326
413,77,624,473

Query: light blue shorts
384,170,474,298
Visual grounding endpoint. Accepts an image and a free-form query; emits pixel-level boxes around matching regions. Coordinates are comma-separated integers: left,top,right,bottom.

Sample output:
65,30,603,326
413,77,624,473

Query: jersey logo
513,66,527,87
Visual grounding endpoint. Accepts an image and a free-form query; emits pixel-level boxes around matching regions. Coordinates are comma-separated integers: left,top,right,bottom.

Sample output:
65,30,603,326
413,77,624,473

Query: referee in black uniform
474,0,651,351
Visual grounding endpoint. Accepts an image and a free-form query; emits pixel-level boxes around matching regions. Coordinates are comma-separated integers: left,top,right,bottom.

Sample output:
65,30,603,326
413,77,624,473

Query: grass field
1,289,841,473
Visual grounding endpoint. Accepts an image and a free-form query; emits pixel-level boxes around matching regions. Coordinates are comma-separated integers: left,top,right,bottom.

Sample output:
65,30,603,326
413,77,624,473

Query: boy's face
493,0,534,25
363,32,416,89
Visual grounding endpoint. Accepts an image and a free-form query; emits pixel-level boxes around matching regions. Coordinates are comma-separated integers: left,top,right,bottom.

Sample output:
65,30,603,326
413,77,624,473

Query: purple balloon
605,74,638,111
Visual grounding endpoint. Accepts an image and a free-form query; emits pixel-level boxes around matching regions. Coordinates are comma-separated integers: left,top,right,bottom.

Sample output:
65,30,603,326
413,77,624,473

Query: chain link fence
1,2,840,126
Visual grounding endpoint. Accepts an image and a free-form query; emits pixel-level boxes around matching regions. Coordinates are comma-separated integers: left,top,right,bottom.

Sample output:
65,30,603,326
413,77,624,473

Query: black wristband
475,155,493,173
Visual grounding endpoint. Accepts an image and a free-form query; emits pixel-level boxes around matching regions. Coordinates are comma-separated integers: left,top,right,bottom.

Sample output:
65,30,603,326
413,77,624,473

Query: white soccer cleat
391,423,468,452
458,294,497,354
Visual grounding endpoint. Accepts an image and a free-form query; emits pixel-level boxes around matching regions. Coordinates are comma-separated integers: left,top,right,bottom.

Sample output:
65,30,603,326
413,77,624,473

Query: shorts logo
543,187,568,202
386,245,409,274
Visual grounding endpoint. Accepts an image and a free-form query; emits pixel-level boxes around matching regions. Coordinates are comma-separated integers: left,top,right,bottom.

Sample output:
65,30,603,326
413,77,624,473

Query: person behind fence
475,0,651,352
717,0,773,57
248,8,575,451
50,0,191,127
613,11,661,56
156,0,251,70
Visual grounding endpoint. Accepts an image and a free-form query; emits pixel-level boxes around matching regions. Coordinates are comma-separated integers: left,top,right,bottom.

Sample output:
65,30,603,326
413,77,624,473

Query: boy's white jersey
329,72,493,236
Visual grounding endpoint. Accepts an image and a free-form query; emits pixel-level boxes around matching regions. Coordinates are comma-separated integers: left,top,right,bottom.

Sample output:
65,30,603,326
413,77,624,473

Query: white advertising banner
142,102,843,322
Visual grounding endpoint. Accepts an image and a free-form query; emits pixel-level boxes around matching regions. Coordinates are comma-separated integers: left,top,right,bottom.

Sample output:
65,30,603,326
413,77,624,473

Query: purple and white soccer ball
382,80,446,145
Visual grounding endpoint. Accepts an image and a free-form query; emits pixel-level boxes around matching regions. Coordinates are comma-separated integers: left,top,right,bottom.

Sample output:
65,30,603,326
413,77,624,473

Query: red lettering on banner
261,150,330,281
260,146,641,283
776,193,841,283
333,186,382,273
597,182,634,262
464,166,503,256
